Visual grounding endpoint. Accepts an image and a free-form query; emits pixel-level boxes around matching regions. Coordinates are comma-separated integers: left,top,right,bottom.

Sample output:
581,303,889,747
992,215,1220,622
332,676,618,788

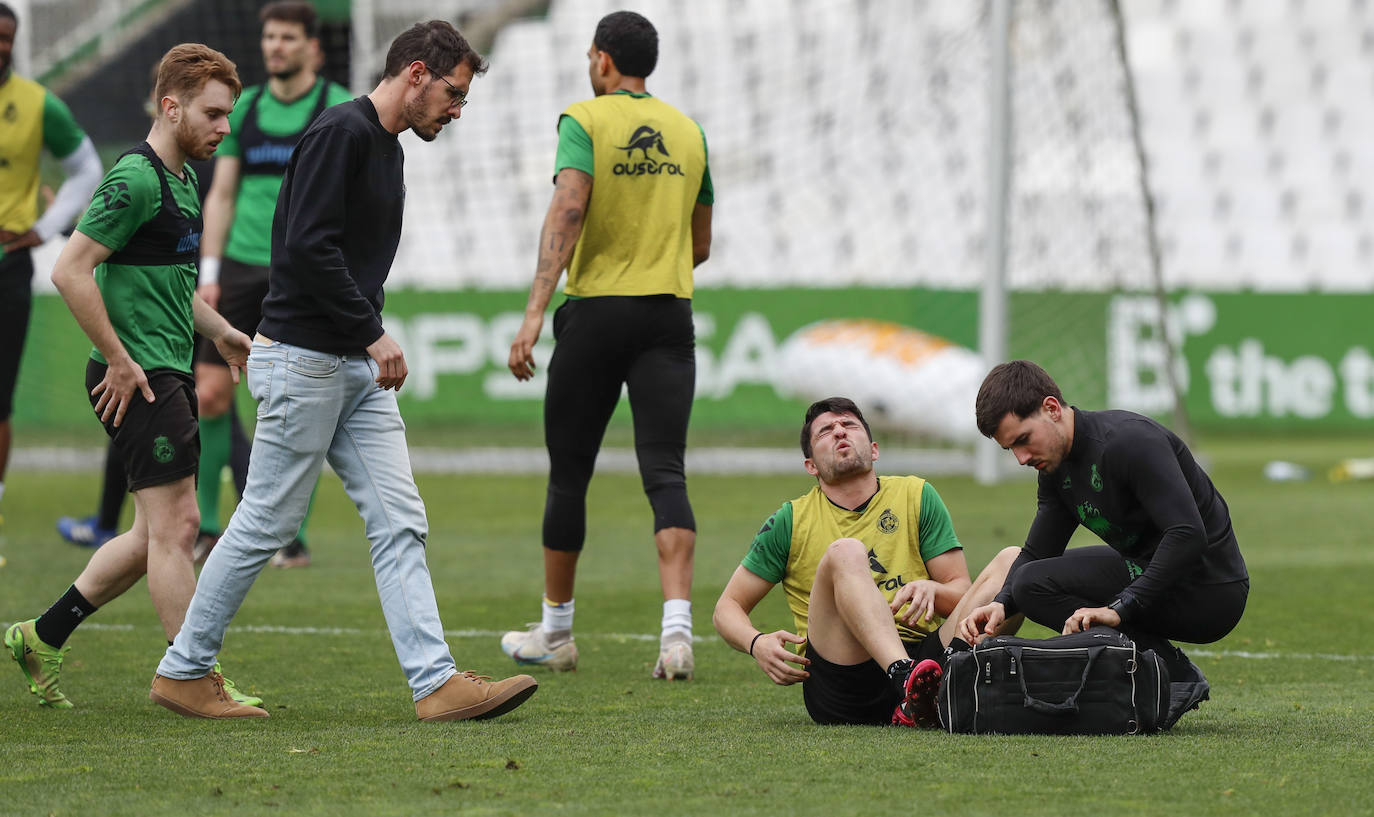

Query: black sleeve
1111,426,1208,620
280,124,386,346
992,548,1035,613
992,477,1078,612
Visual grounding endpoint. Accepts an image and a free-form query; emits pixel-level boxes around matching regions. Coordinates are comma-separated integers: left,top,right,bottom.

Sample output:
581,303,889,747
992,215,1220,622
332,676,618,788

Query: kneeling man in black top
959,360,1249,663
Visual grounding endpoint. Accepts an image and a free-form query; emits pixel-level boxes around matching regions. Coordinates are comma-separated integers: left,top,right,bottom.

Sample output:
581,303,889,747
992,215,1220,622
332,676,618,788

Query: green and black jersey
76,144,202,373
219,78,352,266
994,409,1248,620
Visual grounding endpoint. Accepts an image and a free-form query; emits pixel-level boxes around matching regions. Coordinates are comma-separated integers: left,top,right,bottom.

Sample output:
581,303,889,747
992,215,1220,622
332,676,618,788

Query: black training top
259,96,403,354
993,408,1248,622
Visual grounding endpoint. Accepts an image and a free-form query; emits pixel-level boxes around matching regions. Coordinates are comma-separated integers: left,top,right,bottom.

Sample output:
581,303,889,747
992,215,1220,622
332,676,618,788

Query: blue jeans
158,340,457,699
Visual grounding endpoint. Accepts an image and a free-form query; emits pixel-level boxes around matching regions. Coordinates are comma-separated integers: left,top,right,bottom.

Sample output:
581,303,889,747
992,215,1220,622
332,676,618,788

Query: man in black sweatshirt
153,21,539,722
959,360,1248,655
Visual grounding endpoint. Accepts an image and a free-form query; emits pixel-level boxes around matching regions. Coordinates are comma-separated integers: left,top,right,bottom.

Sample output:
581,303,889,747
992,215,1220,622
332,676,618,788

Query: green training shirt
220,78,352,266
77,152,201,373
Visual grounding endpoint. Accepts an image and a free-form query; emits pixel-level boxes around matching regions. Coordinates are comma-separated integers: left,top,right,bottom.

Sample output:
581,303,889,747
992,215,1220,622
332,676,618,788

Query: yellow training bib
784,476,939,645
562,94,706,298
0,75,48,234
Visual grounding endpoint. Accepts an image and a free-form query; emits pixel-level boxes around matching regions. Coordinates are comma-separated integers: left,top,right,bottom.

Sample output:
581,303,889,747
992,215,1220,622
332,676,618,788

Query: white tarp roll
776,319,983,444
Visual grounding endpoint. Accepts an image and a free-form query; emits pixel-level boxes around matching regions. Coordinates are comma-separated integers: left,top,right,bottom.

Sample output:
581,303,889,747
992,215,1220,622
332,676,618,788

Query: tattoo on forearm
527,171,590,299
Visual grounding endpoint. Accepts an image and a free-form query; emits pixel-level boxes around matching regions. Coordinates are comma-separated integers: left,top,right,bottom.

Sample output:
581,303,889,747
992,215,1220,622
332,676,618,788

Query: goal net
367,0,1170,448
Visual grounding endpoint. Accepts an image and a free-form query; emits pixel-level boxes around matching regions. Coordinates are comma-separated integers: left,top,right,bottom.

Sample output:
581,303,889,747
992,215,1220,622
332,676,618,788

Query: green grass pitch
1,435,1371,816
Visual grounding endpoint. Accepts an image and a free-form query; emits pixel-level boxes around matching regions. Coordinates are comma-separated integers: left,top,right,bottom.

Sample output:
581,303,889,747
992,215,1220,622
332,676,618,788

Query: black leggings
1010,546,1249,644
542,296,696,552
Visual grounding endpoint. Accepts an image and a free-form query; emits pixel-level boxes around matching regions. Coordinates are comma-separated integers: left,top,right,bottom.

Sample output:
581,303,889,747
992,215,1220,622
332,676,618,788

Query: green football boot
6,619,73,709
214,662,264,708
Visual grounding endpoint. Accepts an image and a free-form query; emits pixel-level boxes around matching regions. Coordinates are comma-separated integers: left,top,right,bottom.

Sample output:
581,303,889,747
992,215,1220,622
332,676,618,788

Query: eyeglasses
427,67,468,108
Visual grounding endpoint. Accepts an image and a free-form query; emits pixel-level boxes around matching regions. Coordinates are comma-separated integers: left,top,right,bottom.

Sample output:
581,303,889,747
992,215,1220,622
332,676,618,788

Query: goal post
978,0,1186,482
340,0,1186,467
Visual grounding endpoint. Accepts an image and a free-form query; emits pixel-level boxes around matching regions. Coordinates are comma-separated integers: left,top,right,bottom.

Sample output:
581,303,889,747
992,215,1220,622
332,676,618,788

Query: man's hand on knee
1061,606,1121,635
890,579,939,627
958,601,1006,645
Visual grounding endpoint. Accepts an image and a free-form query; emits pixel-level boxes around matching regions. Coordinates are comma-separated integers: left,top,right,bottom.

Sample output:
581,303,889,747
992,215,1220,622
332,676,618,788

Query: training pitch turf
1,434,1371,816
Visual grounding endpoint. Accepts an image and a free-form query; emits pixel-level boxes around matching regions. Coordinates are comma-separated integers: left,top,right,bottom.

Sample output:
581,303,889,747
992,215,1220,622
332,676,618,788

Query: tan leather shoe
150,671,270,719
416,670,537,722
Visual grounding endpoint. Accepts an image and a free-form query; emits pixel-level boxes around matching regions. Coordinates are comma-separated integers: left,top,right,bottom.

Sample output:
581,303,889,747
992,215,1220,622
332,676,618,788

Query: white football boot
500,623,578,671
652,632,694,680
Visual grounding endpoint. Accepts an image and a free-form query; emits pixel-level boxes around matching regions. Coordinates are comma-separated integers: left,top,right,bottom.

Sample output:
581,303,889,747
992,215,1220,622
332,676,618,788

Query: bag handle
1006,645,1104,716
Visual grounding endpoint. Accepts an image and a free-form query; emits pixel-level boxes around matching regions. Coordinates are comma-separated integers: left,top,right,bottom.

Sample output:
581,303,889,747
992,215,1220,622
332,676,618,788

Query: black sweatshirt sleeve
1111,426,1209,619
992,477,1078,612
280,124,386,346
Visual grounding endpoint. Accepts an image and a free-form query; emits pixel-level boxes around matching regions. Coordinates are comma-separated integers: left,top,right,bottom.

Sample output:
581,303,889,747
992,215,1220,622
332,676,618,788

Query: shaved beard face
404,81,450,142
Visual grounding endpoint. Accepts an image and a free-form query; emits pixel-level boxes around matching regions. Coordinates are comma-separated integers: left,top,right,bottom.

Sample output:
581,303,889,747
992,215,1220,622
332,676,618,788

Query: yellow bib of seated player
562,94,705,299
785,476,938,646
0,76,48,235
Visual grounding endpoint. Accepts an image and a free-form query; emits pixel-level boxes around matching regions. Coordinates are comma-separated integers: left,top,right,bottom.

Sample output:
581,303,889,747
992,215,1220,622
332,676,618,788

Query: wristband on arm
748,632,764,656
199,256,221,286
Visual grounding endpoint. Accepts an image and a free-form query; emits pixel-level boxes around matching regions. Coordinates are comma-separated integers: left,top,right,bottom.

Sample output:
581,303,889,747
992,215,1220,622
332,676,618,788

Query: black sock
35,585,99,648
97,441,126,530
886,657,914,696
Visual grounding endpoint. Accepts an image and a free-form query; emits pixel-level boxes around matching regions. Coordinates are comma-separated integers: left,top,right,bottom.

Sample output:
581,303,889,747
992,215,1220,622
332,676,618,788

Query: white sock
661,598,692,642
541,597,574,636
0,482,6,506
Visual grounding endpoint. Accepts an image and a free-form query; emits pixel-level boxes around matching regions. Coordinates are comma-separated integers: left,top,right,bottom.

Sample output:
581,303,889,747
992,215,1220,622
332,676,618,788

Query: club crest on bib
877,508,899,534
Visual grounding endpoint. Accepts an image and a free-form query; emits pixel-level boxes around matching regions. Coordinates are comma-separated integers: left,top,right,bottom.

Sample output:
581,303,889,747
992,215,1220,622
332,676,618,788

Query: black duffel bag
937,628,1196,735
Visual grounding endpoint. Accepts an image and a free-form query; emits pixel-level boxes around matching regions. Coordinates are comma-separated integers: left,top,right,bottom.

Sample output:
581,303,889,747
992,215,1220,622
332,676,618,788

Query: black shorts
195,257,270,366
86,360,200,491
802,635,945,726
0,248,34,420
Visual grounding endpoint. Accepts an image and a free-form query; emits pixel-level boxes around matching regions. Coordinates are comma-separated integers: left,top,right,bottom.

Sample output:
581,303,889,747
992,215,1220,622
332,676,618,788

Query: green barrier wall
14,289,1371,433
1109,292,1374,429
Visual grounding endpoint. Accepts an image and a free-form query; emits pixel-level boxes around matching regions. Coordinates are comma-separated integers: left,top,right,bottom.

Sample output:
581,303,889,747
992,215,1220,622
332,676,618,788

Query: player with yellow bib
714,398,1023,726
504,11,712,681
0,2,103,528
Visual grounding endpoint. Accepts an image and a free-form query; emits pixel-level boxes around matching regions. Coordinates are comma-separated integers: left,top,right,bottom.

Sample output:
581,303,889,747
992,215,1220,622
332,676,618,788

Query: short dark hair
260,0,319,38
382,20,488,79
0,3,17,23
593,10,657,78
801,397,873,458
974,360,1065,438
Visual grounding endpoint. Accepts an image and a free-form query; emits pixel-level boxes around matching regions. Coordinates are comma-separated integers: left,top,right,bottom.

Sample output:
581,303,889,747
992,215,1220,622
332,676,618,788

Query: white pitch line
54,622,700,643
1189,648,1374,662
15,623,1374,661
